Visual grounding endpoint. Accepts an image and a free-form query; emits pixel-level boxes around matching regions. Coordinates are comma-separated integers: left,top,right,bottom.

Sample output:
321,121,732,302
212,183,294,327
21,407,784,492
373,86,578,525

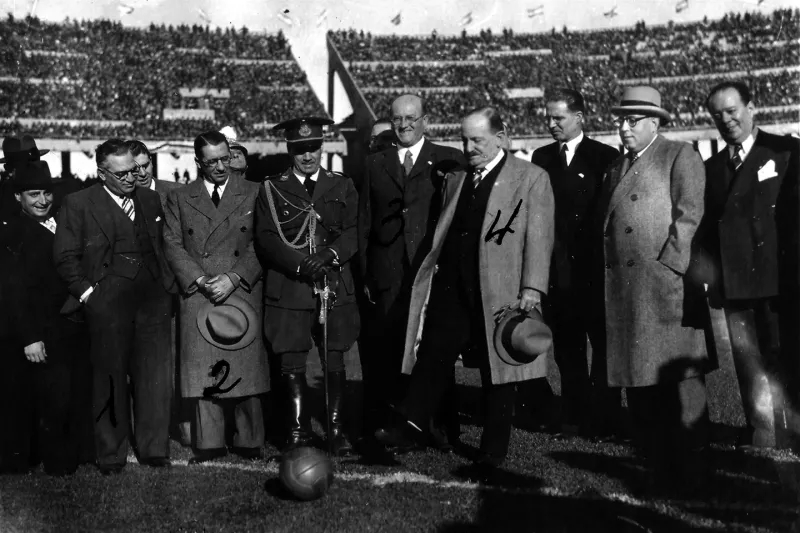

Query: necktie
472,168,484,188
559,144,569,169
121,196,135,222
211,184,221,207
730,145,743,171
304,176,315,198
402,150,414,177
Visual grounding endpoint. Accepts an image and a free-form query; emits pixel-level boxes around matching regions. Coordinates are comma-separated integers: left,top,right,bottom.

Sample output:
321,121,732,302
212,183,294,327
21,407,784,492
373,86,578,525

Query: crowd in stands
0,15,326,140
337,9,799,138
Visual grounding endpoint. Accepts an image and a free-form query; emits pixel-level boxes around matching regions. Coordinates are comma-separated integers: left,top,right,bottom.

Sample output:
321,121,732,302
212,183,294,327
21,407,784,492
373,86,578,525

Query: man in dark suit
2,161,93,476
357,94,465,443
54,139,177,474
696,81,800,450
527,88,620,437
254,116,360,456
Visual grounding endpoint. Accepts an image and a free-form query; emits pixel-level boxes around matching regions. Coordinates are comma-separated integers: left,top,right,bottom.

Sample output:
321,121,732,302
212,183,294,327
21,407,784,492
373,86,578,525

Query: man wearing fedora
163,130,268,464
254,116,360,456
694,81,800,451
1,160,93,476
53,139,177,474
374,107,555,472
1,135,50,218
598,86,712,485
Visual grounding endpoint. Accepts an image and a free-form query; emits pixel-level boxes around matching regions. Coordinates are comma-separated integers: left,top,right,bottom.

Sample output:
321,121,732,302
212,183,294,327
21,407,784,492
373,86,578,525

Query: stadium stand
0,16,329,140
329,9,799,139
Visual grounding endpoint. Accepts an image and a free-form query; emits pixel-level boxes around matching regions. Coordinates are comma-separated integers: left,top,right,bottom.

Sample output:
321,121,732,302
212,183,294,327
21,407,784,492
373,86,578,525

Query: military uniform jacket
254,167,358,310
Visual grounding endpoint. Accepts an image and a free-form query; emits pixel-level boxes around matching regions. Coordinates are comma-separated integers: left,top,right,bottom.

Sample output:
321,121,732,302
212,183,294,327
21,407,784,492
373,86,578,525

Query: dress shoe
428,427,455,454
139,457,172,468
231,447,263,460
188,448,228,465
374,423,423,454
98,464,125,476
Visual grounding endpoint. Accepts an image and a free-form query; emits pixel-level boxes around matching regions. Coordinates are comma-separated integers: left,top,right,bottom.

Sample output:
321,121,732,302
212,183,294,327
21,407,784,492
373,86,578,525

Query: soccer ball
279,447,334,501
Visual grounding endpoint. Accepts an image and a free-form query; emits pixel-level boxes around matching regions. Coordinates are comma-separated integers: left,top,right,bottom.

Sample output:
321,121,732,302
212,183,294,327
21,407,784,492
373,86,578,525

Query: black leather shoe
282,373,314,452
139,457,172,468
428,426,455,454
374,423,423,454
188,448,228,465
231,447,263,460
98,464,125,476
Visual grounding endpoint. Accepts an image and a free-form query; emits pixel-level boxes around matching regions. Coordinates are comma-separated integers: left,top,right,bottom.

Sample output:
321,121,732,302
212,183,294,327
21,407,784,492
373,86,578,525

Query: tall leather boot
283,373,312,452
327,371,353,456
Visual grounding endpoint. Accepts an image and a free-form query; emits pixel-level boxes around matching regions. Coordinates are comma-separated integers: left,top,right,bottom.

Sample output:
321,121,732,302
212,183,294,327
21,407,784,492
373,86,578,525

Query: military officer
254,117,360,456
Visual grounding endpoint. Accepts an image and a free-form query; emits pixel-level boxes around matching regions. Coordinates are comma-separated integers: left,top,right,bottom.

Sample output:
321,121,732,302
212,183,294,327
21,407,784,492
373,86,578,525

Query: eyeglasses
99,165,139,179
612,116,649,128
199,156,231,168
391,115,425,127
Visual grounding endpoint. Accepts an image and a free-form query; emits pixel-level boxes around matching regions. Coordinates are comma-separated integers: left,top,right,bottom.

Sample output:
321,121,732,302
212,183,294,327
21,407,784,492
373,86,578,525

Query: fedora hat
196,294,258,351
12,160,55,192
0,135,49,164
494,307,553,366
611,86,672,123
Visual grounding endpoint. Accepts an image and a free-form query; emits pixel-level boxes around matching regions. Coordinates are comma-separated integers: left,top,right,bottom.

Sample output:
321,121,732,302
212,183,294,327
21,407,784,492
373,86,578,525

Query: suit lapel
87,185,118,243
604,136,662,225
406,140,433,181
484,156,525,237
209,176,247,234
185,179,217,221
311,167,335,203
275,170,312,204
134,188,160,247
725,140,772,208
380,149,404,192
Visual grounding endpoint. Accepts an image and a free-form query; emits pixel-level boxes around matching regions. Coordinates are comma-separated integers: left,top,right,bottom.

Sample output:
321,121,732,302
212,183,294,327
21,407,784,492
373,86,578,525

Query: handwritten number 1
485,199,522,245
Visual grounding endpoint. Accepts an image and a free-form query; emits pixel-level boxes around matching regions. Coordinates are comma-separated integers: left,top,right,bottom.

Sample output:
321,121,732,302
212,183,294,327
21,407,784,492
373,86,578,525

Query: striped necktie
730,145,743,171
472,168,484,188
121,196,135,222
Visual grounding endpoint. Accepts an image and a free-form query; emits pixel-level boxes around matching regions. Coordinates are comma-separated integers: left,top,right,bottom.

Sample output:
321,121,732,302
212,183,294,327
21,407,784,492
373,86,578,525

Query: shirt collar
559,131,584,154
203,177,229,196
103,185,127,206
292,169,321,182
397,137,426,162
730,129,757,159
477,149,505,176
148,179,157,191
630,134,659,159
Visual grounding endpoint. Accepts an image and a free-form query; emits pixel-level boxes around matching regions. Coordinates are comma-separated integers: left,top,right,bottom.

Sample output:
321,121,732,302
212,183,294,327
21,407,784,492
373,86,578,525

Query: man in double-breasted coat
599,87,712,478
254,117,360,456
695,81,800,451
163,131,268,464
375,107,554,468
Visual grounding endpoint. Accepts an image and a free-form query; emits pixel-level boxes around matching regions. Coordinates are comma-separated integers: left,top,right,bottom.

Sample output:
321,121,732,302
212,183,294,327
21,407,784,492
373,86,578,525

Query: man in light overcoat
375,107,554,469
163,131,268,464
598,87,713,484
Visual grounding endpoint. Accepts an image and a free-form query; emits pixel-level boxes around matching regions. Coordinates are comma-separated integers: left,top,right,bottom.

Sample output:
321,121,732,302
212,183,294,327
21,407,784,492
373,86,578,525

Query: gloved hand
298,248,337,280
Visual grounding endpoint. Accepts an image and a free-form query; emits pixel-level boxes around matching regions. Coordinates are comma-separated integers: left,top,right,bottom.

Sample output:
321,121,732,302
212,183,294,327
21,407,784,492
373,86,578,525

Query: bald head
391,94,427,148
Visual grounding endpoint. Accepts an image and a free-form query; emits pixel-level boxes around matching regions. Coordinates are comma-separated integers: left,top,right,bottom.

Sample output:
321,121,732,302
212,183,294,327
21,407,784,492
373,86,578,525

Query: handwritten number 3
203,360,242,398
485,199,522,245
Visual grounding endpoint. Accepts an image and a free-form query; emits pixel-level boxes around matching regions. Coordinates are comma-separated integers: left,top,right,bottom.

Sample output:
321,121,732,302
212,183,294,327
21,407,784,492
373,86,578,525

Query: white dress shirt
559,131,584,167
203,178,229,198
397,137,425,167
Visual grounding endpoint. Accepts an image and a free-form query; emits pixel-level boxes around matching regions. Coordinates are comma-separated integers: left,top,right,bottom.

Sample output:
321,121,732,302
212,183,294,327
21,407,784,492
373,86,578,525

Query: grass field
1,310,799,532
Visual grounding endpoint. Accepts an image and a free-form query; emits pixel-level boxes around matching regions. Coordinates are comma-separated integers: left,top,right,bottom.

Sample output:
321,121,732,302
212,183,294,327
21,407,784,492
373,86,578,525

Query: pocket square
244,210,252,216
758,160,778,181
578,173,585,178
155,216,162,222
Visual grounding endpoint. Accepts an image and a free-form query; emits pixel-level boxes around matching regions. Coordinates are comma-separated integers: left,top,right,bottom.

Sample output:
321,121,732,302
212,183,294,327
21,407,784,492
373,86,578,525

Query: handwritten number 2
203,360,242,398
485,199,522,245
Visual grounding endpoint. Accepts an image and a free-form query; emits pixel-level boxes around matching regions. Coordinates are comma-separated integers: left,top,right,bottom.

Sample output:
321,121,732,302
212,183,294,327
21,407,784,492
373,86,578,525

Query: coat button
434,264,440,274
188,229,193,235
605,263,612,269
283,210,289,216
625,227,633,234
241,226,247,232
103,262,109,268
627,260,635,267
402,208,409,214
202,252,210,258
630,194,638,201
234,251,239,257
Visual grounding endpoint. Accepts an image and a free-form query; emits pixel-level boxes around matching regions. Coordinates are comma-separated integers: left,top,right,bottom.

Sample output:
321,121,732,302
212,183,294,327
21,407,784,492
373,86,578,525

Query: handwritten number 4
485,199,522,245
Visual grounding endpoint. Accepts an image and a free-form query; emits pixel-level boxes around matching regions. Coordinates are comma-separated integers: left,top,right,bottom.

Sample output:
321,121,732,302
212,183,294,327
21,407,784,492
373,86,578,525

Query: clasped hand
299,248,337,281
201,274,235,304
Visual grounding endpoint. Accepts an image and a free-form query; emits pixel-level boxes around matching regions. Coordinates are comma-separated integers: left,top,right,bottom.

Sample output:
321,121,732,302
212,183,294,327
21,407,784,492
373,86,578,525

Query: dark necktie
729,145,743,171
402,150,414,177
304,176,315,198
559,144,569,169
211,184,221,207
472,168,484,188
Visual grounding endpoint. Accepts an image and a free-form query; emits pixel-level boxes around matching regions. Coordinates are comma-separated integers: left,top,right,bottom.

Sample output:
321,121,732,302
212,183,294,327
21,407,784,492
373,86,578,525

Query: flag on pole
117,1,134,16
317,8,328,27
675,0,689,13
527,5,544,17
459,12,473,26
391,12,401,25
197,8,211,23
603,6,618,18
277,10,293,26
